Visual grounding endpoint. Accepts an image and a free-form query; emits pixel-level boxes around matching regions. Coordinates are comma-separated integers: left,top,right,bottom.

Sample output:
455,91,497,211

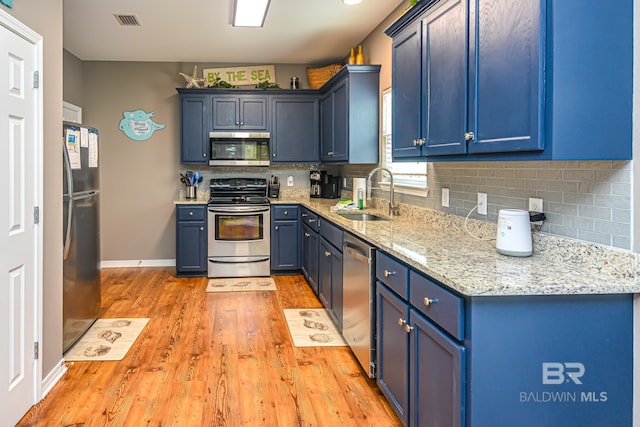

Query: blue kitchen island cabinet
211,95,268,131
320,65,381,164
179,94,209,164
270,205,301,272
385,0,632,161
270,96,319,163
175,205,207,276
375,250,632,427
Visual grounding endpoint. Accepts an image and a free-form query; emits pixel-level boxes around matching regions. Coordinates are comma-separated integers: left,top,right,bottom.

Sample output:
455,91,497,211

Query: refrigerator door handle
63,141,74,260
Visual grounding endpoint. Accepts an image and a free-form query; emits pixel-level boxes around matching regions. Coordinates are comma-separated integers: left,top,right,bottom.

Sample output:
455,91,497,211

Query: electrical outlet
477,192,487,215
287,176,294,187
442,188,450,207
343,178,347,188
529,197,543,213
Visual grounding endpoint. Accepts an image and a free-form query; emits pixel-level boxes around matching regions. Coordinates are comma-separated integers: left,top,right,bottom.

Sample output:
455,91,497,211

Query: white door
0,11,42,426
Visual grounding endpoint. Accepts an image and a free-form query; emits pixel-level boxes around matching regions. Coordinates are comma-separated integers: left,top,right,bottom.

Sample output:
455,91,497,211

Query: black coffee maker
310,170,341,199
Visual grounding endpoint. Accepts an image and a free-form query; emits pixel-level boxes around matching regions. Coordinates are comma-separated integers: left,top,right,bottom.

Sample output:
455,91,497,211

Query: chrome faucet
367,167,400,217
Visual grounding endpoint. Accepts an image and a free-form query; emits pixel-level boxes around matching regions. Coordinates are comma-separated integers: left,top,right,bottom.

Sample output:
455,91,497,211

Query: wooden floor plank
17,268,402,427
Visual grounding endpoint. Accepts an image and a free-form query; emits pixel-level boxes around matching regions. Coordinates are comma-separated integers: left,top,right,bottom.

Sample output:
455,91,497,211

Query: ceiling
63,0,405,64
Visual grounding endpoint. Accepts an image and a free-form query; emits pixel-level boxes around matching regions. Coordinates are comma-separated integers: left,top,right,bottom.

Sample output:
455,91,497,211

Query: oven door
207,205,270,277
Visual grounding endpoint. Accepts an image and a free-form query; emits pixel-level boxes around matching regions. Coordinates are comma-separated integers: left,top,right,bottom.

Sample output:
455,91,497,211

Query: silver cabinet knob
273,153,276,157
397,318,406,327
324,251,331,257
189,211,193,216
464,132,475,141
274,226,279,230
240,122,244,126
424,297,435,306
384,270,396,278
200,227,204,231
405,324,414,333
304,232,310,238
284,211,288,215
202,153,207,157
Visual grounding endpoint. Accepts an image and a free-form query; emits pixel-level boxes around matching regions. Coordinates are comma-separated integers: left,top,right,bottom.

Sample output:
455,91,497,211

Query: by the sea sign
119,110,165,141
203,65,276,86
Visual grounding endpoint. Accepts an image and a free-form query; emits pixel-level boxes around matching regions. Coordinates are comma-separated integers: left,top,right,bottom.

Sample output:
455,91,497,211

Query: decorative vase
356,45,365,64
348,48,356,65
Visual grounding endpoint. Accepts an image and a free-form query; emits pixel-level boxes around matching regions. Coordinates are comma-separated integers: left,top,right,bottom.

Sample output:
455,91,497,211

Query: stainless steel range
207,178,270,277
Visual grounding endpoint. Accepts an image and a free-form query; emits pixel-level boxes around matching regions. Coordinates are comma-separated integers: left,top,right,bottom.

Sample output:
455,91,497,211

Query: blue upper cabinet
211,96,268,130
385,0,633,161
320,65,381,164
180,94,209,164
271,95,319,163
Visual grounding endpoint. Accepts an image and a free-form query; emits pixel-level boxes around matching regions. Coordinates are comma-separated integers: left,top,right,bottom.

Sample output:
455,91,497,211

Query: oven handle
208,256,270,264
209,206,270,214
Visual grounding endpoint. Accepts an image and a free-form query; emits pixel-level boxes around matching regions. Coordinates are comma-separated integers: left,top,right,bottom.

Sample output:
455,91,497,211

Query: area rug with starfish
206,277,276,292
64,318,149,361
284,308,347,347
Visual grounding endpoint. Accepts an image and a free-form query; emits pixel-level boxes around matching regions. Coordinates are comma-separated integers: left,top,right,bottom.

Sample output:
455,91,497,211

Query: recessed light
233,0,271,27
343,0,363,5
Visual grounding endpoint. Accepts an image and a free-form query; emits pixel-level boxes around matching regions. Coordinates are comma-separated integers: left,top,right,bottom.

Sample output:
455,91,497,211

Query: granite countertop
271,197,640,297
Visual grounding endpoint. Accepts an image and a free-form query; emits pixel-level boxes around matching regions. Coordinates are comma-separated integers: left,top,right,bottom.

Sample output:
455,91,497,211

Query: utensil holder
186,186,196,200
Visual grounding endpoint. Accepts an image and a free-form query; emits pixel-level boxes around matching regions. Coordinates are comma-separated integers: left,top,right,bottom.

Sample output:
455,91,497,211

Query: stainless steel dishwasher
342,232,376,378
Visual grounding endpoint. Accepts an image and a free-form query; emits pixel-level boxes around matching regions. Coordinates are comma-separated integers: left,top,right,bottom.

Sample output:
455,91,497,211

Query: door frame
0,7,44,405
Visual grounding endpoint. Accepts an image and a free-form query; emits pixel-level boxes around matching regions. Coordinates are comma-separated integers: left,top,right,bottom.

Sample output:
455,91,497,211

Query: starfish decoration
179,65,205,88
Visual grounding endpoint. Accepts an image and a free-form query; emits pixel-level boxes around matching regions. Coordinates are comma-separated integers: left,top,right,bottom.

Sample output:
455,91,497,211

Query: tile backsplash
341,161,632,250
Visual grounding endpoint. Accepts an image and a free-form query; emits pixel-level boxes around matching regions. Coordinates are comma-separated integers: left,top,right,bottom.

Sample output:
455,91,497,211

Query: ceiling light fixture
343,0,363,5
233,0,271,27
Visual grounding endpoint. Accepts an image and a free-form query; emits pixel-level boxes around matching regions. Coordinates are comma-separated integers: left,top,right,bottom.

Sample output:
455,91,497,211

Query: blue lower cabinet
271,205,300,272
301,223,319,294
175,205,207,276
376,283,410,425
410,309,465,427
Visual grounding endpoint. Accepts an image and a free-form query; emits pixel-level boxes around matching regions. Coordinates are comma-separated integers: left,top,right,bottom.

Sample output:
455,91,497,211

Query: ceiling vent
114,14,141,26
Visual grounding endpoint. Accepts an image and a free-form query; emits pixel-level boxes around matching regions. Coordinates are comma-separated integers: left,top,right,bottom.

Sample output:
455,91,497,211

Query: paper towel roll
353,178,367,208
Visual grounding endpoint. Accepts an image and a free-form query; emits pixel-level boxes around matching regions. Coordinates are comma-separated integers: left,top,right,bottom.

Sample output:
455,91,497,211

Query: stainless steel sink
337,212,389,221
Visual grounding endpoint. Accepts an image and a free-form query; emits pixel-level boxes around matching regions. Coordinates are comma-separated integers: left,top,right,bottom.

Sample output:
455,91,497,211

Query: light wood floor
17,268,402,426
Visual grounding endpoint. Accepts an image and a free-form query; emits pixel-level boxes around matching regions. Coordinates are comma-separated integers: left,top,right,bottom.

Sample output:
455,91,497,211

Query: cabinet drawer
376,252,408,299
273,205,299,220
177,205,206,221
409,271,464,340
319,219,343,251
300,207,319,232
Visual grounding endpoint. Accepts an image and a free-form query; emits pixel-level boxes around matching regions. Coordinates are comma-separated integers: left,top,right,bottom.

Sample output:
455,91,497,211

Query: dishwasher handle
344,241,370,264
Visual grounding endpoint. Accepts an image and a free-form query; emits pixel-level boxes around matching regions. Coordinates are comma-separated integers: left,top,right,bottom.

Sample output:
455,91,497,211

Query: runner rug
206,277,276,292
65,318,149,361
284,308,347,347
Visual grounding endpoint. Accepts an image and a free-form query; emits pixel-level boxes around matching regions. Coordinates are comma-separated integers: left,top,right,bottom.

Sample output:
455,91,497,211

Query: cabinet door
239,97,268,130
376,283,409,425
319,238,333,309
211,97,239,130
180,95,209,164
271,96,319,163
328,80,348,161
176,221,207,274
468,0,543,154
271,220,300,271
320,93,334,161
301,224,319,294
410,309,465,427
423,0,468,156
391,22,424,159
330,248,343,330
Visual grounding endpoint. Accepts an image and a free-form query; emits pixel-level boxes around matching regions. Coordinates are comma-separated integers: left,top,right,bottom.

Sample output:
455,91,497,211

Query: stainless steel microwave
209,132,270,166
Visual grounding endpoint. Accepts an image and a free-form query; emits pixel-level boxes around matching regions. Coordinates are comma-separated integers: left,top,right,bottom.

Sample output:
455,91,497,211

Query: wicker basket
306,64,343,89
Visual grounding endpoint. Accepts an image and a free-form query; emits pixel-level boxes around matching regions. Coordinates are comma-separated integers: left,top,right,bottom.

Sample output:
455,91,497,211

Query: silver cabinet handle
464,132,475,141
327,151,334,156
397,318,406,327
308,219,315,224
304,232,310,237
384,270,396,277
424,297,435,306
405,324,414,333
324,251,331,257
301,213,308,217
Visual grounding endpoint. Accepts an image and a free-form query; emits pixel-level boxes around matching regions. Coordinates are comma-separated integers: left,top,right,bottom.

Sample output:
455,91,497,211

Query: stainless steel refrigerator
62,122,101,353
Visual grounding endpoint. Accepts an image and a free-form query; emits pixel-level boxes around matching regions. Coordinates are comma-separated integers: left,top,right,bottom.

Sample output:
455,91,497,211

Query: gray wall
63,49,84,107
6,0,64,380
344,0,635,250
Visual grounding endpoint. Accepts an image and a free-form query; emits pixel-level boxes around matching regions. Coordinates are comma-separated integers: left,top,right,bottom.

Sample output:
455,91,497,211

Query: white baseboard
100,259,176,268
41,359,67,399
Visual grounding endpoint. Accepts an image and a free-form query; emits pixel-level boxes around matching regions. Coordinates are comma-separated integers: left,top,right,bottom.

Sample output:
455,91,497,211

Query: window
380,89,427,194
